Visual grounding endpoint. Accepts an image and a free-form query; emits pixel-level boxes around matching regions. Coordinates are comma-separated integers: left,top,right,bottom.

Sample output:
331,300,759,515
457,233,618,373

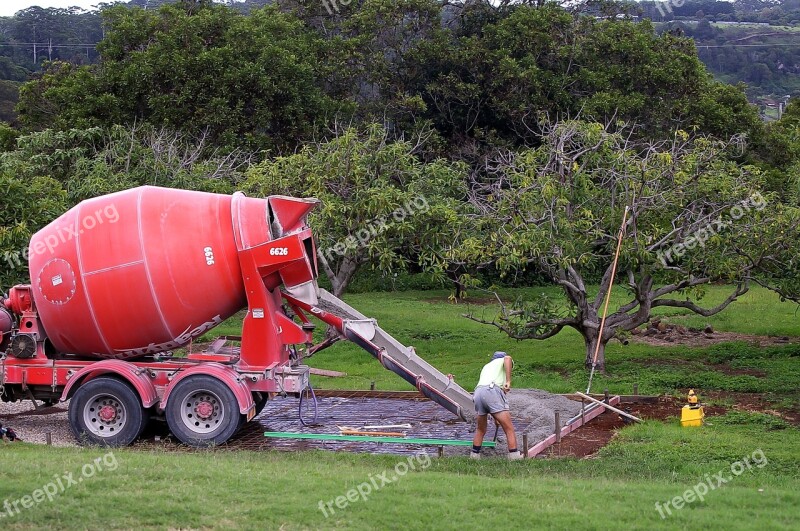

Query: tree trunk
452,279,464,300
584,335,607,372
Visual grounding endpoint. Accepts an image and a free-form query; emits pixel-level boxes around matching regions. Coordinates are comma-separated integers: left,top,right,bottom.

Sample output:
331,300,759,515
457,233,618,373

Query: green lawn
1,414,797,529
2,285,798,529
290,286,800,409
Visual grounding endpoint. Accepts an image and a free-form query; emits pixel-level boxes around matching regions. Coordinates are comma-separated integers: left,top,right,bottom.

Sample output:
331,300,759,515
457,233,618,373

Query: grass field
1,413,797,529
1,285,798,529
285,285,800,408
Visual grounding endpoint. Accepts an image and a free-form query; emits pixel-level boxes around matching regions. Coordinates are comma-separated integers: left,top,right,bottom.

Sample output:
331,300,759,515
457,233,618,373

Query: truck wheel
166,375,242,447
69,377,147,447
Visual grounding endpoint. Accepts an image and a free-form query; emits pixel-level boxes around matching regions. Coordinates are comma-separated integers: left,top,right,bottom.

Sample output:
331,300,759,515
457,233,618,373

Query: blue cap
492,351,507,360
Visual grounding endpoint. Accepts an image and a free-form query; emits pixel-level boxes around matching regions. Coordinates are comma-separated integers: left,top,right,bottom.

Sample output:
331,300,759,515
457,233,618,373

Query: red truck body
1,186,474,447
1,186,320,446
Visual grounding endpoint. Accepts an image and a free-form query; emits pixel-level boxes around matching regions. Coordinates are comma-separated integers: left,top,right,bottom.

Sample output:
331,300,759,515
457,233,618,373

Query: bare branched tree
459,118,781,370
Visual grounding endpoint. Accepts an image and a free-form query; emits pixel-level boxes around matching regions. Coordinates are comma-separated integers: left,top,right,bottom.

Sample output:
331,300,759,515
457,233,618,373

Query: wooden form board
526,395,621,458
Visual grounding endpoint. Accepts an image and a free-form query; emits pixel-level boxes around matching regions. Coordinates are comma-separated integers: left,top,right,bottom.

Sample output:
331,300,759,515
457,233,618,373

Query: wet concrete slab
222,389,585,457
230,394,477,456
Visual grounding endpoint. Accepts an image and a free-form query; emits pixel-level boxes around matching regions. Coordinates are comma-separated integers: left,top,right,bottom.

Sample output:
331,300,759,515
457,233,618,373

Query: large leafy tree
425,5,762,154
461,119,789,370
0,172,66,288
244,125,468,296
747,101,800,302
17,2,344,153
755,101,800,200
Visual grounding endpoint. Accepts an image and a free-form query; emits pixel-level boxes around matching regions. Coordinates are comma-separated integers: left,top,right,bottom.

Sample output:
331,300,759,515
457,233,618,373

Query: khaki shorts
474,384,509,415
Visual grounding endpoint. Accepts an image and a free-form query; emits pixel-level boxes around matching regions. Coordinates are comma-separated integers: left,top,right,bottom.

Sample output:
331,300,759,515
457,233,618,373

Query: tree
420,6,761,160
16,2,344,153
461,119,786,370
0,172,66,288
243,124,468,296
6,125,249,200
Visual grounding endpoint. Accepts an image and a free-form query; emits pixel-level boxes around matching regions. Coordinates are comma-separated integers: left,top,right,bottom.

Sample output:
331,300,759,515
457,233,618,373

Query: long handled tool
576,392,641,423
585,206,629,395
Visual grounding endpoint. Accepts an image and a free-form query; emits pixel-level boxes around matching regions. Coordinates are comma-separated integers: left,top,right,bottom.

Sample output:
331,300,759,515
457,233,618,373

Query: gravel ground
452,388,585,457
1,388,585,454
0,400,75,447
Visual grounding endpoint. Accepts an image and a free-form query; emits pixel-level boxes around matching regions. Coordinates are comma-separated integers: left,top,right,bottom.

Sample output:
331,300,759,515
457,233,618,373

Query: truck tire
165,375,242,447
69,377,148,447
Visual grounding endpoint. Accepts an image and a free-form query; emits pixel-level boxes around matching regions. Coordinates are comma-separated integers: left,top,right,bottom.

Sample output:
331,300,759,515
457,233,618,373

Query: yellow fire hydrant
680,389,705,427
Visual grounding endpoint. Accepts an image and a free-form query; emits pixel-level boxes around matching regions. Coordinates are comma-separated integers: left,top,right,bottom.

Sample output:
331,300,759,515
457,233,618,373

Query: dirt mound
630,319,797,348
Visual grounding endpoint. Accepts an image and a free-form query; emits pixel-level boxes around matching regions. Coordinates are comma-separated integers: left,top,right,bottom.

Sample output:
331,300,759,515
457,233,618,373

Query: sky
0,1,104,17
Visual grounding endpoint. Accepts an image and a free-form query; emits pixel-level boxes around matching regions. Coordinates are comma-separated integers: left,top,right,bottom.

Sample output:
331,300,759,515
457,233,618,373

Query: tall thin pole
586,206,629,394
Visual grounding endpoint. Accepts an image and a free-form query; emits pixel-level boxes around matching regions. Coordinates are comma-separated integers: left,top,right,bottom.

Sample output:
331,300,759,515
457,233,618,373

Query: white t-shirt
477,357,506,387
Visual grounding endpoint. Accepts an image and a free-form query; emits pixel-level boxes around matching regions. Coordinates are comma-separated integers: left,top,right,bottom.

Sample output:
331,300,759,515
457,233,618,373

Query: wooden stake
46,432,51,446
522,433,529,459
554,412,561,443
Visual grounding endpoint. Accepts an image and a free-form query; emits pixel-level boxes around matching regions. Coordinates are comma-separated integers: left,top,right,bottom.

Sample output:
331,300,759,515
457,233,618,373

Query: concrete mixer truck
0,186,474,446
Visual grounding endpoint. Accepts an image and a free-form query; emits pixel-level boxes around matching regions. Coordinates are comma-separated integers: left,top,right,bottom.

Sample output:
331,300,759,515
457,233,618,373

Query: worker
471,351,521,460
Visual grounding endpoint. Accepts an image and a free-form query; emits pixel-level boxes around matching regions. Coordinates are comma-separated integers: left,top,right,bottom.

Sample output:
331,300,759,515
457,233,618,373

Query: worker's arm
503,355,513,392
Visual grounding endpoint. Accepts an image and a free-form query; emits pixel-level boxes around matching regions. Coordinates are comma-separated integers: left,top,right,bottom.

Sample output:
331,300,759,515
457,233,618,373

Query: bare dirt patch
629,319,797,348
701,390,800,425
541,396,727,458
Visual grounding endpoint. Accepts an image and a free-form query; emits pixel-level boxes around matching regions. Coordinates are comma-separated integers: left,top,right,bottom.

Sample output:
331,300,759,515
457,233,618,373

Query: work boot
508,450,523,460
469,451,481,460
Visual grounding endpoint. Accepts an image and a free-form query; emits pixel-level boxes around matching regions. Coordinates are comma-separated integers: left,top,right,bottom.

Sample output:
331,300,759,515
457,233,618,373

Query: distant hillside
636,0,799,116
643,19,796,120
